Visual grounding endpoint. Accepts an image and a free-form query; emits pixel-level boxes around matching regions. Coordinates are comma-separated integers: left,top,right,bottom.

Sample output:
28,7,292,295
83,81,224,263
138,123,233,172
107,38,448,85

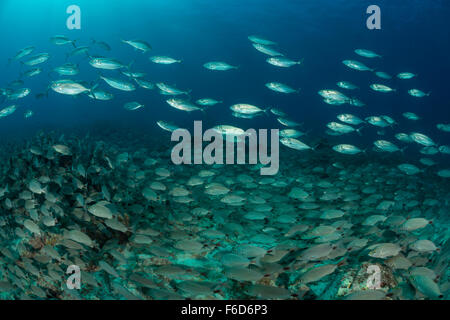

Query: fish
270,108,287,117
53,144,72,156
337,81,358,90
318,90,351,104
337,114,364,125
167,99,202,112
265,82,299,94
436,123,450,132
91,39,111,51
327,122,362,135
365,116,390,128
196,98,222,106
279,129,306,138
89,57,126,70
397,72,416,79
373,140,402,152
375,71,392,80
409,132,436,146
157,121,180,132
9,46,35,63
332,144,364,155
439,145,450,154
213,125,246,137
121,70,146,79
67,46,90,58
21,68,43,78
408,89,430,97
7,88,31,100
88,89,114,101
230,104,266,115
122,39,152,52
53,63,79,76
370,84,396,93
50,35,75,46
252,43,283,56
0,105,18,118
403,112,420,121
266,57,303,68
22,53,50,66
342,60,374,71
248,35,277,46
124,102,144,111
134,79,155,90
203,61,238,71
280,138,312,151
354,49,381,58
437,169,450,178
50,80,91,96
277,117,301,127
100,76,136,91
156,83,190,96
395,133,413,143
24,110,34,119
150,56,181,64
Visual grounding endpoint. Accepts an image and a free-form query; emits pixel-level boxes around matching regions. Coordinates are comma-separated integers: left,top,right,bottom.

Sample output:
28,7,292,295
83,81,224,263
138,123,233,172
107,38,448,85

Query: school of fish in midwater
0,35,449,300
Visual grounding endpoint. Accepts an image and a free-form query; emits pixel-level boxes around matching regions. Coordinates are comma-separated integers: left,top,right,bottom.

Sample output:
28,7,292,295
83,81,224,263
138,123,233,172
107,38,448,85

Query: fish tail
127,60,135,71
356,126,365,136
311,144,318,152
427,91,432,96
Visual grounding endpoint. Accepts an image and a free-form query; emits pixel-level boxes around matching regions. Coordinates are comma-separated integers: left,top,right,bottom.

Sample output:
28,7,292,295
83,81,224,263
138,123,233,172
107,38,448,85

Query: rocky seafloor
0,130,448,300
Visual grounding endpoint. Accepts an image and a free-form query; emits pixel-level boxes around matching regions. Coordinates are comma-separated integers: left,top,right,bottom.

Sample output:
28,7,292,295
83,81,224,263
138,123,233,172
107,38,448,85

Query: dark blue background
0,0,449,157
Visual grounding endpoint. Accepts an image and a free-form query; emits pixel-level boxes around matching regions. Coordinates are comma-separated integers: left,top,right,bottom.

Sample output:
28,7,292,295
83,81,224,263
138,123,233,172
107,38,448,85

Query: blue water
1,0,449,150
0,0,449,301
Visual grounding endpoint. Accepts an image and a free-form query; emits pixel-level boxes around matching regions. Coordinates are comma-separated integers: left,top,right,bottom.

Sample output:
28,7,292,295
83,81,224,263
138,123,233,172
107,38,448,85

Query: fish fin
297,58,305,65
427,91,432,96
127,60,135,72
311,143,321,151
356,126,365,136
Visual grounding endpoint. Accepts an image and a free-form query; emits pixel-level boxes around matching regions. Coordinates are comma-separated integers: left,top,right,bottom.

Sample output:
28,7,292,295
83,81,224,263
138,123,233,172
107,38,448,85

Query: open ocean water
0,0,448,300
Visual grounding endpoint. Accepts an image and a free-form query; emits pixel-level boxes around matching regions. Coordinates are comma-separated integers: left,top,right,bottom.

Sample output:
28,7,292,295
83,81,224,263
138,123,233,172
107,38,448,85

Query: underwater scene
0,0,449,300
